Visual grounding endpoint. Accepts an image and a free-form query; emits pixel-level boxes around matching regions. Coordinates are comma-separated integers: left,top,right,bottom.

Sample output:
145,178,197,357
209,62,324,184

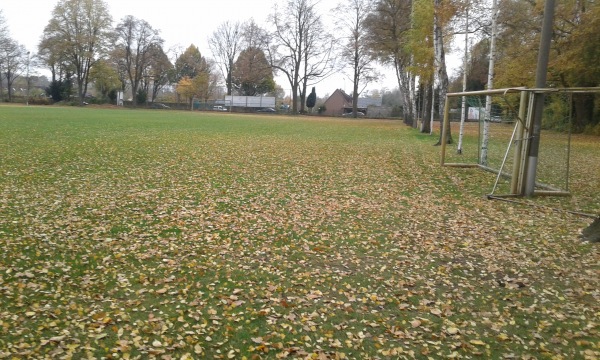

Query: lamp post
26,51,30,106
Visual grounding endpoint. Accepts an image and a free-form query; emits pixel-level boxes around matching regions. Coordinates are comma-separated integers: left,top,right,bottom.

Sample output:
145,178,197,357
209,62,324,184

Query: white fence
225,96,275,108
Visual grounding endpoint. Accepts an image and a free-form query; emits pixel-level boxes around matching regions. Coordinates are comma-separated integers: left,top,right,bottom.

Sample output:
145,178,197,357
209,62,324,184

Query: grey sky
2,0,459,96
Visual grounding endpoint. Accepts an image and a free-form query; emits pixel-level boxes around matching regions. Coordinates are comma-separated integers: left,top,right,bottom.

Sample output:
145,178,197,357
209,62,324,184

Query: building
322,89,384,117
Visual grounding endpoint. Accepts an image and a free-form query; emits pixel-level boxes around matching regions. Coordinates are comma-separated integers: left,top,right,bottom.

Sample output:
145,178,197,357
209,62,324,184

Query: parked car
257,107,276,113
342,111,365,117
213,106,228,111
151,103,170,109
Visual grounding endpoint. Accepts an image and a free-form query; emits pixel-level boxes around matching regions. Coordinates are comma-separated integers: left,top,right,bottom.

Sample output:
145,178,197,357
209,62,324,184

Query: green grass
0,105,598,359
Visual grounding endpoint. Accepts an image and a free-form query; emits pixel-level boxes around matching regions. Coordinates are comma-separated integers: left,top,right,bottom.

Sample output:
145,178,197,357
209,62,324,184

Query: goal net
441,87,600,198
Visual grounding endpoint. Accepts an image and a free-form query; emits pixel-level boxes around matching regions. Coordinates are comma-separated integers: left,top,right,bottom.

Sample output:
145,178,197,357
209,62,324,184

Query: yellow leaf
446,327,459,335
497,333,509,341
470,339,485,346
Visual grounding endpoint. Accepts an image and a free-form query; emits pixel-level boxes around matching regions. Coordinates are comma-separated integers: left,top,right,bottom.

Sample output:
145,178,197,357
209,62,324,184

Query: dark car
257,107,276,113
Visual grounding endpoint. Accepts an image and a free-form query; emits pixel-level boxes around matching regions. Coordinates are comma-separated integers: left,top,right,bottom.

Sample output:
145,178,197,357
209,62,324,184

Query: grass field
0,105,598,359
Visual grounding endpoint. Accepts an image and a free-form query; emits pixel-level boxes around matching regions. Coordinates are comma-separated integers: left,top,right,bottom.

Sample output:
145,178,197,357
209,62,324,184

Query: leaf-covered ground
0,106,598,359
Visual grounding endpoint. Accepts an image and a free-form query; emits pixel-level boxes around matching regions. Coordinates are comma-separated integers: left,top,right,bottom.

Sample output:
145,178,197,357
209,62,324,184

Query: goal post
440,87,600,198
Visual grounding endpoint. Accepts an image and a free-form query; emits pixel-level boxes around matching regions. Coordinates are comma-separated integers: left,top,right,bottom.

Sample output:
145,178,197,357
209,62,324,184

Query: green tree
41,0,113,105
89,59,122,100
306,87,317,112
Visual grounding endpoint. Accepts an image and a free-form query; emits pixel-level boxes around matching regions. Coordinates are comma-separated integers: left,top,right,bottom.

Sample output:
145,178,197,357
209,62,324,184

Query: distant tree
115,16,164,107
38,33,72,86
0,10,8,46
242,19,269,49
89,59,122,100
208,21,244,95
41,0,113,105
266,0,336,113
176,73,210,108
335,0,379,118
136,88,147,105
46,78,72,102
173,45,208,82
365,0,414,124
0,39,27,101
306,87,317,111
144,44,172,103
232,47,275,96
0,10,9,98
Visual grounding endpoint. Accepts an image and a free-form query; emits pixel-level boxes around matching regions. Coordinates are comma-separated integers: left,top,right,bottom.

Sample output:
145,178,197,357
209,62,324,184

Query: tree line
1,0,598,130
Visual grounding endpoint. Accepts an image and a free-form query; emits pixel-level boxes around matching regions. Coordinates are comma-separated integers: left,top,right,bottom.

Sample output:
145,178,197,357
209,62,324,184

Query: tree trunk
433,0,452,145
410,71,417,127
457,5,469,155
421,80,432,133
481,0,498,165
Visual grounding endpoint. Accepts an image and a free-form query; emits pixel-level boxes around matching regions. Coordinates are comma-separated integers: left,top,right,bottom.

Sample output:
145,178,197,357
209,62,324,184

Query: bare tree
115,15,164,106
208,21,244,95
335,0,379,117
266,0,336,113
41,0,113,104
0,10,11,99
1,39,27,102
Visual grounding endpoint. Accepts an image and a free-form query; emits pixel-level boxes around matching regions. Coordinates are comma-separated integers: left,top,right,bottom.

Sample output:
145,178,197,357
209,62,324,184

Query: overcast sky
1,0,459,97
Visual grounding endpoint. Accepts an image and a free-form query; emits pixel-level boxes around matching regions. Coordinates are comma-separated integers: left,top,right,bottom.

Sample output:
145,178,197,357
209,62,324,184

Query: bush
136,89,147,105
27,97,52,105
583,123,600,135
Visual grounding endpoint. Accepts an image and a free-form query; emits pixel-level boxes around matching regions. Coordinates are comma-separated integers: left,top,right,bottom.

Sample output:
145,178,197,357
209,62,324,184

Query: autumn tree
208,21,244,95
115,16,164,106
431,0,458,145
41,0,113,105
493,0,599,131
335,0,379,118
173,45,217,106
365,0,414,124
551,0,600,130
176,74,209,108
173,45,209,82
89,59,121,100
232,47,275,96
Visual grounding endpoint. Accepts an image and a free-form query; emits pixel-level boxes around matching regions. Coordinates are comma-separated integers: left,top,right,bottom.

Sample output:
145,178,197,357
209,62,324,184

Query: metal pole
524,0,556,196
26,51,30,106
440,97,451,166
511,91,528,194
